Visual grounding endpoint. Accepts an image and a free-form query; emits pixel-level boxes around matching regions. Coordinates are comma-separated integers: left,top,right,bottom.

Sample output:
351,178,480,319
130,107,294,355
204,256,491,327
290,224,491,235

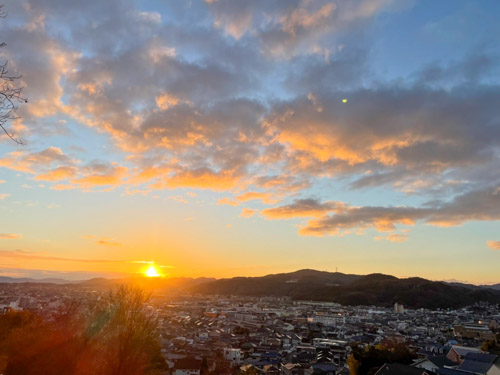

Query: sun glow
144,264,162,277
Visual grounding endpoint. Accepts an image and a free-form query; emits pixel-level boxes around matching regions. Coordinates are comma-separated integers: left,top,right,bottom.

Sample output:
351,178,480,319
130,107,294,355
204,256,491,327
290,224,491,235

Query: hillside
1,270,499,309
192,269,360,299
0,275,215,293
481,283,500,291
192,270,500,309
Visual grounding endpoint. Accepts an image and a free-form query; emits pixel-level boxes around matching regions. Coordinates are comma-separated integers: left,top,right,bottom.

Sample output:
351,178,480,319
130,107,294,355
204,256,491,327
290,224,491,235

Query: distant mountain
78,276,216,291
0,275,215,291
192,269,360,300
2,270,499,309
0,276,80,284
482,283,500,291
192,269,500,309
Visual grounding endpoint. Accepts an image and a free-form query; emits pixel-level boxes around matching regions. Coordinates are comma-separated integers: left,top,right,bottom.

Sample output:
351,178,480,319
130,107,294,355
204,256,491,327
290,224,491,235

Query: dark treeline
346,338,417,375
0,285,168,375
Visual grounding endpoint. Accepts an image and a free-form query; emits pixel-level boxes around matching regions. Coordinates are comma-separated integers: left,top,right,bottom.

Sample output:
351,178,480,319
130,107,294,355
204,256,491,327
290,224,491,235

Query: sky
0,0,499,283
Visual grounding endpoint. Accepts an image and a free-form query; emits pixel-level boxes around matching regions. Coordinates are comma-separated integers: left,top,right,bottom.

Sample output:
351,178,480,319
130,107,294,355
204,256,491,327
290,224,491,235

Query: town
1,282,499,375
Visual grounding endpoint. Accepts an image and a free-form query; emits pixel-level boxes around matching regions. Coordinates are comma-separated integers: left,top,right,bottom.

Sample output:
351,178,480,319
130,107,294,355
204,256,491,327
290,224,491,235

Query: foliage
0,285,167,375
481,339,500,354
194,270,500,309
233,326,250,335
349,341,417,375
347,354,360,375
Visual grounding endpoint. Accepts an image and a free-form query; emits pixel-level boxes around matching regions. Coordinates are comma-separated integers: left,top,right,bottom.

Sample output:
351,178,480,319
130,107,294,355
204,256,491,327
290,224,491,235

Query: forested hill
191,269,500,309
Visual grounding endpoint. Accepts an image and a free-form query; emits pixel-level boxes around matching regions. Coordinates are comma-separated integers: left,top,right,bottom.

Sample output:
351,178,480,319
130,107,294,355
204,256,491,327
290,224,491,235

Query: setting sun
144,265,162,278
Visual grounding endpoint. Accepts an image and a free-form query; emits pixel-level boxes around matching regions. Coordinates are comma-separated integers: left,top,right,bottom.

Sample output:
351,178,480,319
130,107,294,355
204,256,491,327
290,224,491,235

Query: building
223,348,241,364
454,323,496,341
394,303,404,314
173,358,202,375
375,363,431,375
446,345,482,364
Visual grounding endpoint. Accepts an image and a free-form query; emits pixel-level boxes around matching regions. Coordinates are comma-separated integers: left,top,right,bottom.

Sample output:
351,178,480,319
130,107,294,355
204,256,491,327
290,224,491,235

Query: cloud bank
0,0,499,241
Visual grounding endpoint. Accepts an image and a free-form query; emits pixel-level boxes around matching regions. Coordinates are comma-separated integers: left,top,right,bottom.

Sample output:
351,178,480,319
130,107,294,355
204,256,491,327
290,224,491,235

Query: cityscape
0,271,500,374
1,0,500,374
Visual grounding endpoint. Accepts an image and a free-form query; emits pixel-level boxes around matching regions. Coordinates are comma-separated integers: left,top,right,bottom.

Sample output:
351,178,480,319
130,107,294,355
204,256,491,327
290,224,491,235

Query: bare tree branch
0,5,27,145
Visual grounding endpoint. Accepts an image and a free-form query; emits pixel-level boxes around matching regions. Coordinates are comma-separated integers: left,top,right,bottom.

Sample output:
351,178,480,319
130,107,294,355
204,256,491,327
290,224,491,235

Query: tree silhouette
84,285,167,375
0,285,167,375
0,5,26,145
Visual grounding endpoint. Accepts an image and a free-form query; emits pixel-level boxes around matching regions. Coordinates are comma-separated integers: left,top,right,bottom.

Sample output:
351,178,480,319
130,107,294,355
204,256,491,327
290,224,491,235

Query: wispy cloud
0,267,134,281
0,250,166,265
240,208,256,218
217,197,239,206
0,233,22,239
96,239,122,247
487,241,500,250
82,235,122,247
374,234,409,242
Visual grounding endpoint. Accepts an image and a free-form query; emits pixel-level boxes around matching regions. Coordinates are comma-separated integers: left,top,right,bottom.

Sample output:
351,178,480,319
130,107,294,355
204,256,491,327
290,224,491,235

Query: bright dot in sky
342,99,348,103
144,264,162,277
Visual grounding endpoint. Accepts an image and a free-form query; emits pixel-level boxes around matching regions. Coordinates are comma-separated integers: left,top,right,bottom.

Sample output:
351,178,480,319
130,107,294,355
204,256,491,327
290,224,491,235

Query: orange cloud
375,234,409,242
158,168,241,191
51,184,76,191
168,195,188,204
240,208,256,218
217,197,239,206
262,199,346,219
121,188,152,196
73,166,128,187
0,148,76,180
155,93,180,110
0,250,151,264
130,166,170,185
82,235,122,247
487,241,500,250
0,233,22,239
34,166,76,181
236,191,277,204
97,239,122,247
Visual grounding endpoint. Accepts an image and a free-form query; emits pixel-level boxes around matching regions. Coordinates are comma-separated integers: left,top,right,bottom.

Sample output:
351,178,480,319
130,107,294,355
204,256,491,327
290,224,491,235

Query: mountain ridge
1,270,500,309
191,269,500,309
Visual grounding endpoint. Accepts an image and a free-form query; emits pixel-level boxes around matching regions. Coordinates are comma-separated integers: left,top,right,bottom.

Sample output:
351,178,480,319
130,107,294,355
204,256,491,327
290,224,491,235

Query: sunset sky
0,0,499,283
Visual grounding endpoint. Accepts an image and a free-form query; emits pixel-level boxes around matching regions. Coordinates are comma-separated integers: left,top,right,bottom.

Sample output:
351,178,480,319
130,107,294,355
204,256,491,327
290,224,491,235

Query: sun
144,264,162,278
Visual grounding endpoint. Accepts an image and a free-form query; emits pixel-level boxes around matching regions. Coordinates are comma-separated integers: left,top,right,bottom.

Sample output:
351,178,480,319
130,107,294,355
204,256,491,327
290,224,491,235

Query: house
447,345,482,364
173,358,202,375
412,356,457,373
282,363,314,375
454,324,496,341
223,348,242,364
240,364,264,374
375,363,433,375
263,364,281,374
417,345,450,359
312,362,338,375
456,352,499,375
